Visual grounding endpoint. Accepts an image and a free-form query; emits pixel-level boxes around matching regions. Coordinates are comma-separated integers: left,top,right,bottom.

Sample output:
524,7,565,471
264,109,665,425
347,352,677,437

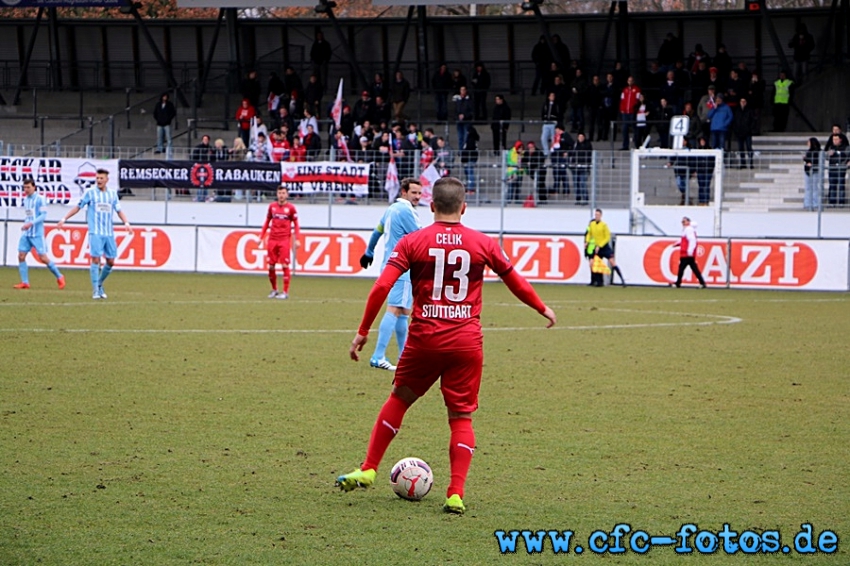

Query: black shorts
596,244,614,259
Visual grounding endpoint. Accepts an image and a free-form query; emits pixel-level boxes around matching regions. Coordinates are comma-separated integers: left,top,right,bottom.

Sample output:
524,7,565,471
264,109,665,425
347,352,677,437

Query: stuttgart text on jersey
421,304,472,319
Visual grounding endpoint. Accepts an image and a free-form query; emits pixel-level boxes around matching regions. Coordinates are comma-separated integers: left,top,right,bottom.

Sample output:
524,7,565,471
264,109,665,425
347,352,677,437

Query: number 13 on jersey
429,248,470,301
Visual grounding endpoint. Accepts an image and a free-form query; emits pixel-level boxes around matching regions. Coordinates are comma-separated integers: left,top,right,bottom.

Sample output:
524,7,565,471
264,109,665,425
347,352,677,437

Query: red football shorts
393,348,484,414
267,239,292,266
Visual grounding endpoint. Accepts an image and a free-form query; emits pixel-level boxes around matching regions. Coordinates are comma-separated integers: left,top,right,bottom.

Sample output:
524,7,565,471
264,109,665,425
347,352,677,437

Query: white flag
418,163,441,206
331,78,344,130
385,154,400,202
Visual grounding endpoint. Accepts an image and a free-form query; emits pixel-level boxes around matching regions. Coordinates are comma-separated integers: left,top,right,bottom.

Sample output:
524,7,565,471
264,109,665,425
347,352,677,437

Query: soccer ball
389,457,433,501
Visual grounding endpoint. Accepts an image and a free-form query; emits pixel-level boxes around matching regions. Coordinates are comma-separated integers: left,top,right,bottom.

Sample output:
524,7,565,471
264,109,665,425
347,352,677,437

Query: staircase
721,134,815,212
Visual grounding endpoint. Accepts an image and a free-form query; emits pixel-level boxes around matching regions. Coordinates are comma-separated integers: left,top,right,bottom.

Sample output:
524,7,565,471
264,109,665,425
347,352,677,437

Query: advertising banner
0,158,119,206
615,236,849,291
280,162,370,196
118,161,280,191
4,222,196,272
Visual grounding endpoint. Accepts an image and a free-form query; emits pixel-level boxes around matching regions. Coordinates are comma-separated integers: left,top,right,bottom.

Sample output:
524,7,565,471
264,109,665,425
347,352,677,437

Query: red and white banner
280,161,370,196
616,236,849,291
6,224,847,291
0,158,120,206
4,223,195,271
197,227,372,276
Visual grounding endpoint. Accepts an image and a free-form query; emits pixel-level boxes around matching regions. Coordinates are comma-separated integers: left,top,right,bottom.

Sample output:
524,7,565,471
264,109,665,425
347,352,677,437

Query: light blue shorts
90,234,117,259
18,234,46,255
388,278,412,310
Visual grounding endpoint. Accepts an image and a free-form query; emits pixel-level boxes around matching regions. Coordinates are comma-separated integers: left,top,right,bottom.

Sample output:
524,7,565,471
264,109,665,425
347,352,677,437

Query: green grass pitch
1,268,848,565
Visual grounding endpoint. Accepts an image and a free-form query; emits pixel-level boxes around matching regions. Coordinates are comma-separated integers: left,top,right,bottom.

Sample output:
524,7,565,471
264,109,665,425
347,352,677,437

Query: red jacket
619,85,642,114
235,102,256,131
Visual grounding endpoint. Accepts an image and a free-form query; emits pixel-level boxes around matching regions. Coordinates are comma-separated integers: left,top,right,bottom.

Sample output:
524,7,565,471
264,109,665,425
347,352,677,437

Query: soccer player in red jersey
259,186,300,299
337,177,557,514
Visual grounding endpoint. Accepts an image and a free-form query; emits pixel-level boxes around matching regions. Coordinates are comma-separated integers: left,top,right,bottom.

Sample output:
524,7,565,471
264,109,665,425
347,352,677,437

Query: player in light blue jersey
58,169,133,300
358,178,423,371
13,178,65,290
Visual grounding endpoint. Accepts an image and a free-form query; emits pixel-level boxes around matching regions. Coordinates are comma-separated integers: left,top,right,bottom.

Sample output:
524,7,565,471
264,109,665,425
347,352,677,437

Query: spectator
235,98,256,147
267,72,286,103
153,93,176,156
551,124,573,195
540,91,560,156
284,66,304,106
824,123,849,150
599,73,617,142
304,74,323,119
290,136,307,162
773,70,793,132
707,93,733,150
451,68,467,96
460,125,480,192
570,132,593,204
229,137,247,161
633,93,650,148
432,63,452,122
668,137,693,204
249,132,272,162
505,140,525,203
657,32,683,71
455,85,474,151
373,95,391,125
310,31,332,93
611,60,629,92
644,60,665,109
746,72,766,134
270,130,291,163
733,98,756,168
725,69,744,109
531,35,552,96
491,94,511,152
340,104,355,138
298,108,319,141
683,101,701,147
690,61,711,104
390,71,411,124
524,141,546,203
827,133,849,206
707,66,725,95
735,61,752,85
254,115,269,142
687,43,711,75
587,75,603,142
419,138,434,170
371,72,387,101
551,34,571,68
353,90,374,126
192,135,212,162
241,70,261,113
434,136,453,177
212,138,228,162
660,70,684,114
657,97,675,148
570,68,589,133
788,24,815,82
273,106,295,136
803,137,822,211
697,85,717,140
470,62,491,120
713,44,733,80
619,76,641,150
694,136,715,205
303,124,322,160
549,74,570,124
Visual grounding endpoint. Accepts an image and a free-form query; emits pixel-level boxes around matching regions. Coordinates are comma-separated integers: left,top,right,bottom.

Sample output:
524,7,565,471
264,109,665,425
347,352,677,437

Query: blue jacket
708,104,734,132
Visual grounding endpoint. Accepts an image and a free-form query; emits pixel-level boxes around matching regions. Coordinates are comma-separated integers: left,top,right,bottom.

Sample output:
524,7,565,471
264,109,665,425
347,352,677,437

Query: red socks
268,268,277,291
282,267,291,293
361,394,410,472
447,417,475,499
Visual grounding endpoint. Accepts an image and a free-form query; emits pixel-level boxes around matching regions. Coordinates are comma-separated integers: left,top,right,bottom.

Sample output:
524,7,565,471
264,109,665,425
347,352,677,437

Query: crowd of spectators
151,24,838,206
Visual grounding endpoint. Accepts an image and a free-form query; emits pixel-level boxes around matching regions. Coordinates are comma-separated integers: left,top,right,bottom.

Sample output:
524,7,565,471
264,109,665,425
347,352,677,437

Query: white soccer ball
389,457,434,501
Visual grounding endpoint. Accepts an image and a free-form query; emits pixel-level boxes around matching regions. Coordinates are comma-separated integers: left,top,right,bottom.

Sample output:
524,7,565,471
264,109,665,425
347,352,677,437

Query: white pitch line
0,311,741,334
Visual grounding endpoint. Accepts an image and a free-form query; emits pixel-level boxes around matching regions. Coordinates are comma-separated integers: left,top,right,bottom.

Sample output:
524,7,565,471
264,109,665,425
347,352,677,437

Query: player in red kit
337,177,556,514
259,186,300,299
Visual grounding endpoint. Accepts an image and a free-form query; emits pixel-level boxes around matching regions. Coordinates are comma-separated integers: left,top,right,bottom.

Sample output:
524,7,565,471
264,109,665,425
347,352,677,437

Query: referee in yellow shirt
586,208,625,286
